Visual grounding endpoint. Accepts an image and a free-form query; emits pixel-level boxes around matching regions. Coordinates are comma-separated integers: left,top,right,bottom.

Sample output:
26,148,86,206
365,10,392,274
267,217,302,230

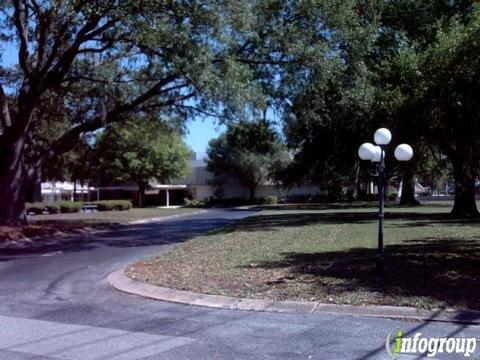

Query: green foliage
57,201,83,214
260,196,278,205
95,200,132,211
26,203,44,215
207,120,290,199
183,198,204,208
96,115,191,206
44,203,61,214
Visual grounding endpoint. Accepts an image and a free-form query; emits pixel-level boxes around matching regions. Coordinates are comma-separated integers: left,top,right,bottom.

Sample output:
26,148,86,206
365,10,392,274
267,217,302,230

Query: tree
96,117,190,208
0,0,276,225
206,120,289,200
278,1,380,198
278,0,480,215
378,2,480,215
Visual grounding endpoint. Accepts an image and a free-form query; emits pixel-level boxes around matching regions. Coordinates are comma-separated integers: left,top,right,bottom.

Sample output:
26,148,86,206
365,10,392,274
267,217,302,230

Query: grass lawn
29,207,198,225
0,207,198,243
126,201,480,310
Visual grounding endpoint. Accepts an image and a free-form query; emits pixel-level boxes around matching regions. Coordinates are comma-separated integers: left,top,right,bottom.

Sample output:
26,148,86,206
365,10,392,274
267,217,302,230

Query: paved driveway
0,208,478,359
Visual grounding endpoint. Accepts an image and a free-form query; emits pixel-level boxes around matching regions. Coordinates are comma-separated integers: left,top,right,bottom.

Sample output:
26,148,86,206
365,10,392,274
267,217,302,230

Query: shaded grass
0,207,197,243
127,202,480,310
29,207,198,225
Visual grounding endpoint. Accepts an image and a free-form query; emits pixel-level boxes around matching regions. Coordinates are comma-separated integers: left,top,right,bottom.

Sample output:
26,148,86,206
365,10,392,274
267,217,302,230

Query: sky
184,117,225,158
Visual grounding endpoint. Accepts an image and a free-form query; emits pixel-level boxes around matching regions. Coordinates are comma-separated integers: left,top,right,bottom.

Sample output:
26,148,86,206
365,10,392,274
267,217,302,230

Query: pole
376,145,386,278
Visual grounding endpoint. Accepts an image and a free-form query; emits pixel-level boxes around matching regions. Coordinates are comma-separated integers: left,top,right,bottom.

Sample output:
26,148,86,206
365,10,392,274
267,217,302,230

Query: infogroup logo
385,328,478,358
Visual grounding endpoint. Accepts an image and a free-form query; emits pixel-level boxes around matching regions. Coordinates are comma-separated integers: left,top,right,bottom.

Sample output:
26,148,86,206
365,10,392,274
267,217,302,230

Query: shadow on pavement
0,211,243,260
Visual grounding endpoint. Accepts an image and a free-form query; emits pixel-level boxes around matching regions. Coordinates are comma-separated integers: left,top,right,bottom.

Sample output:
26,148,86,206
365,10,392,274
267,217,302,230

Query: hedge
259,195,278,205
25,200,133,215
26,202,44,215
57,201,83,213
94,200,132,211
44,203,61,214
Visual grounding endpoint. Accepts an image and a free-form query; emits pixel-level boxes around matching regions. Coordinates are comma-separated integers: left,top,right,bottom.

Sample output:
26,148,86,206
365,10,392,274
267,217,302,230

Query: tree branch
42,74,189,160
12,0,30,76
41,12,118,90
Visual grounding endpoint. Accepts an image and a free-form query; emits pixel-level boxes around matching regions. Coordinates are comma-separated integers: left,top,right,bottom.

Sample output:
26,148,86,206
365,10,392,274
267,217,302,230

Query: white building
173,158,322,201
40,182,95,202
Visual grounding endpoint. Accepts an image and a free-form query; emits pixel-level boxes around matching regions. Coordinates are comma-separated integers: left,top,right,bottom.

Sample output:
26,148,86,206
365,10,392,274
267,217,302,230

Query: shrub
96,201,115,211
44,203,60,214
184,198,199,207
115,200,133,211
95,200,132,211
259,196,278,205
388,193,398,202
388,186,399,202
26,202,44,215
58,201,82,213
206,197,254,207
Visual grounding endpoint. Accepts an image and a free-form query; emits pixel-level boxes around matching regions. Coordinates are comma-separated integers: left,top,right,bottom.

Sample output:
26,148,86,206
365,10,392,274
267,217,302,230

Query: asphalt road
0,208,478,360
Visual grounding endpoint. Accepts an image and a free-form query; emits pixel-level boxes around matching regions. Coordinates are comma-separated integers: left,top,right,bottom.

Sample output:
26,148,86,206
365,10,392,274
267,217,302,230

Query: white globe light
394,144,413,161
374,128,392,145
358,142,376,160
371,146,384,162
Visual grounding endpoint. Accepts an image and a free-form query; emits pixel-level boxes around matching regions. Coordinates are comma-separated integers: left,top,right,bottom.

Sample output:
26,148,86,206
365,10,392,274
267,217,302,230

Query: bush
95,200,132,211
206,197,254,207
259,196,278,205
96,201,115,211
184,198,203,207
388,186,399,202
26,202,44,215
44,203,60,214
388,194,398,201
114,200,133,211
58,201,82,213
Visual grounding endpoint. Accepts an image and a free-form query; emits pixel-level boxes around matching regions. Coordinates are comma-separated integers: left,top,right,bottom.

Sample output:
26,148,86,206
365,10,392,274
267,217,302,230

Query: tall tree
0,0,274,224
279,0,479,215
379,1,480,215
206,120,289,200
96,116,190,207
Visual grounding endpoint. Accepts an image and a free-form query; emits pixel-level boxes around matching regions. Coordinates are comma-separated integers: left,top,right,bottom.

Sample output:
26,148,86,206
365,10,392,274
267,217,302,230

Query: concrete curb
108,269,480,325
127,209,207,224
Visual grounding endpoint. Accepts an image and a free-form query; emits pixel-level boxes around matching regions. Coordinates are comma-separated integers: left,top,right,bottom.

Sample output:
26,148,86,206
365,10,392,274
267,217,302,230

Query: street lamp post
358,128,413,278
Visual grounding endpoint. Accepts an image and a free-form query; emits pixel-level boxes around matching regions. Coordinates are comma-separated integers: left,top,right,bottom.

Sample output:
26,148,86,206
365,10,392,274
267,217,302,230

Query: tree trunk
451,153,479,217
138,182,146,208
73,181,77,202
25,166,43,203
0,137,28,225
248,186,256,201
399,165,420,206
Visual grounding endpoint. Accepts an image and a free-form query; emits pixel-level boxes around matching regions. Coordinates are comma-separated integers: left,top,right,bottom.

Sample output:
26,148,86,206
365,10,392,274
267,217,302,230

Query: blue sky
184,117,225,157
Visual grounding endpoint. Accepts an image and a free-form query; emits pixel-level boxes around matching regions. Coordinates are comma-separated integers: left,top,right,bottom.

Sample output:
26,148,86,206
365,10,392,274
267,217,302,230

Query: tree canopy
96,116,191,207
206,120,289,200
0,0,280,224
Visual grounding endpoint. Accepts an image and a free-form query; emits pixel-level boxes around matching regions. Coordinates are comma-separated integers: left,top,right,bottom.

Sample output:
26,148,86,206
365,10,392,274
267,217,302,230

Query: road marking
0,315,193,359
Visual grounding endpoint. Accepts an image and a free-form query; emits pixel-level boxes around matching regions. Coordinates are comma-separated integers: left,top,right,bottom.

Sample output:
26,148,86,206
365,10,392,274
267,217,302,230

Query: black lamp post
358,129,413,278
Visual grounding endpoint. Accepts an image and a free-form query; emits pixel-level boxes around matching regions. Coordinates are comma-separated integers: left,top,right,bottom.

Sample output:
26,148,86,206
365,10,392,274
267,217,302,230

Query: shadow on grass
254,238,480,309
261,202,453,211
0,216,239,260
215,211,480,234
